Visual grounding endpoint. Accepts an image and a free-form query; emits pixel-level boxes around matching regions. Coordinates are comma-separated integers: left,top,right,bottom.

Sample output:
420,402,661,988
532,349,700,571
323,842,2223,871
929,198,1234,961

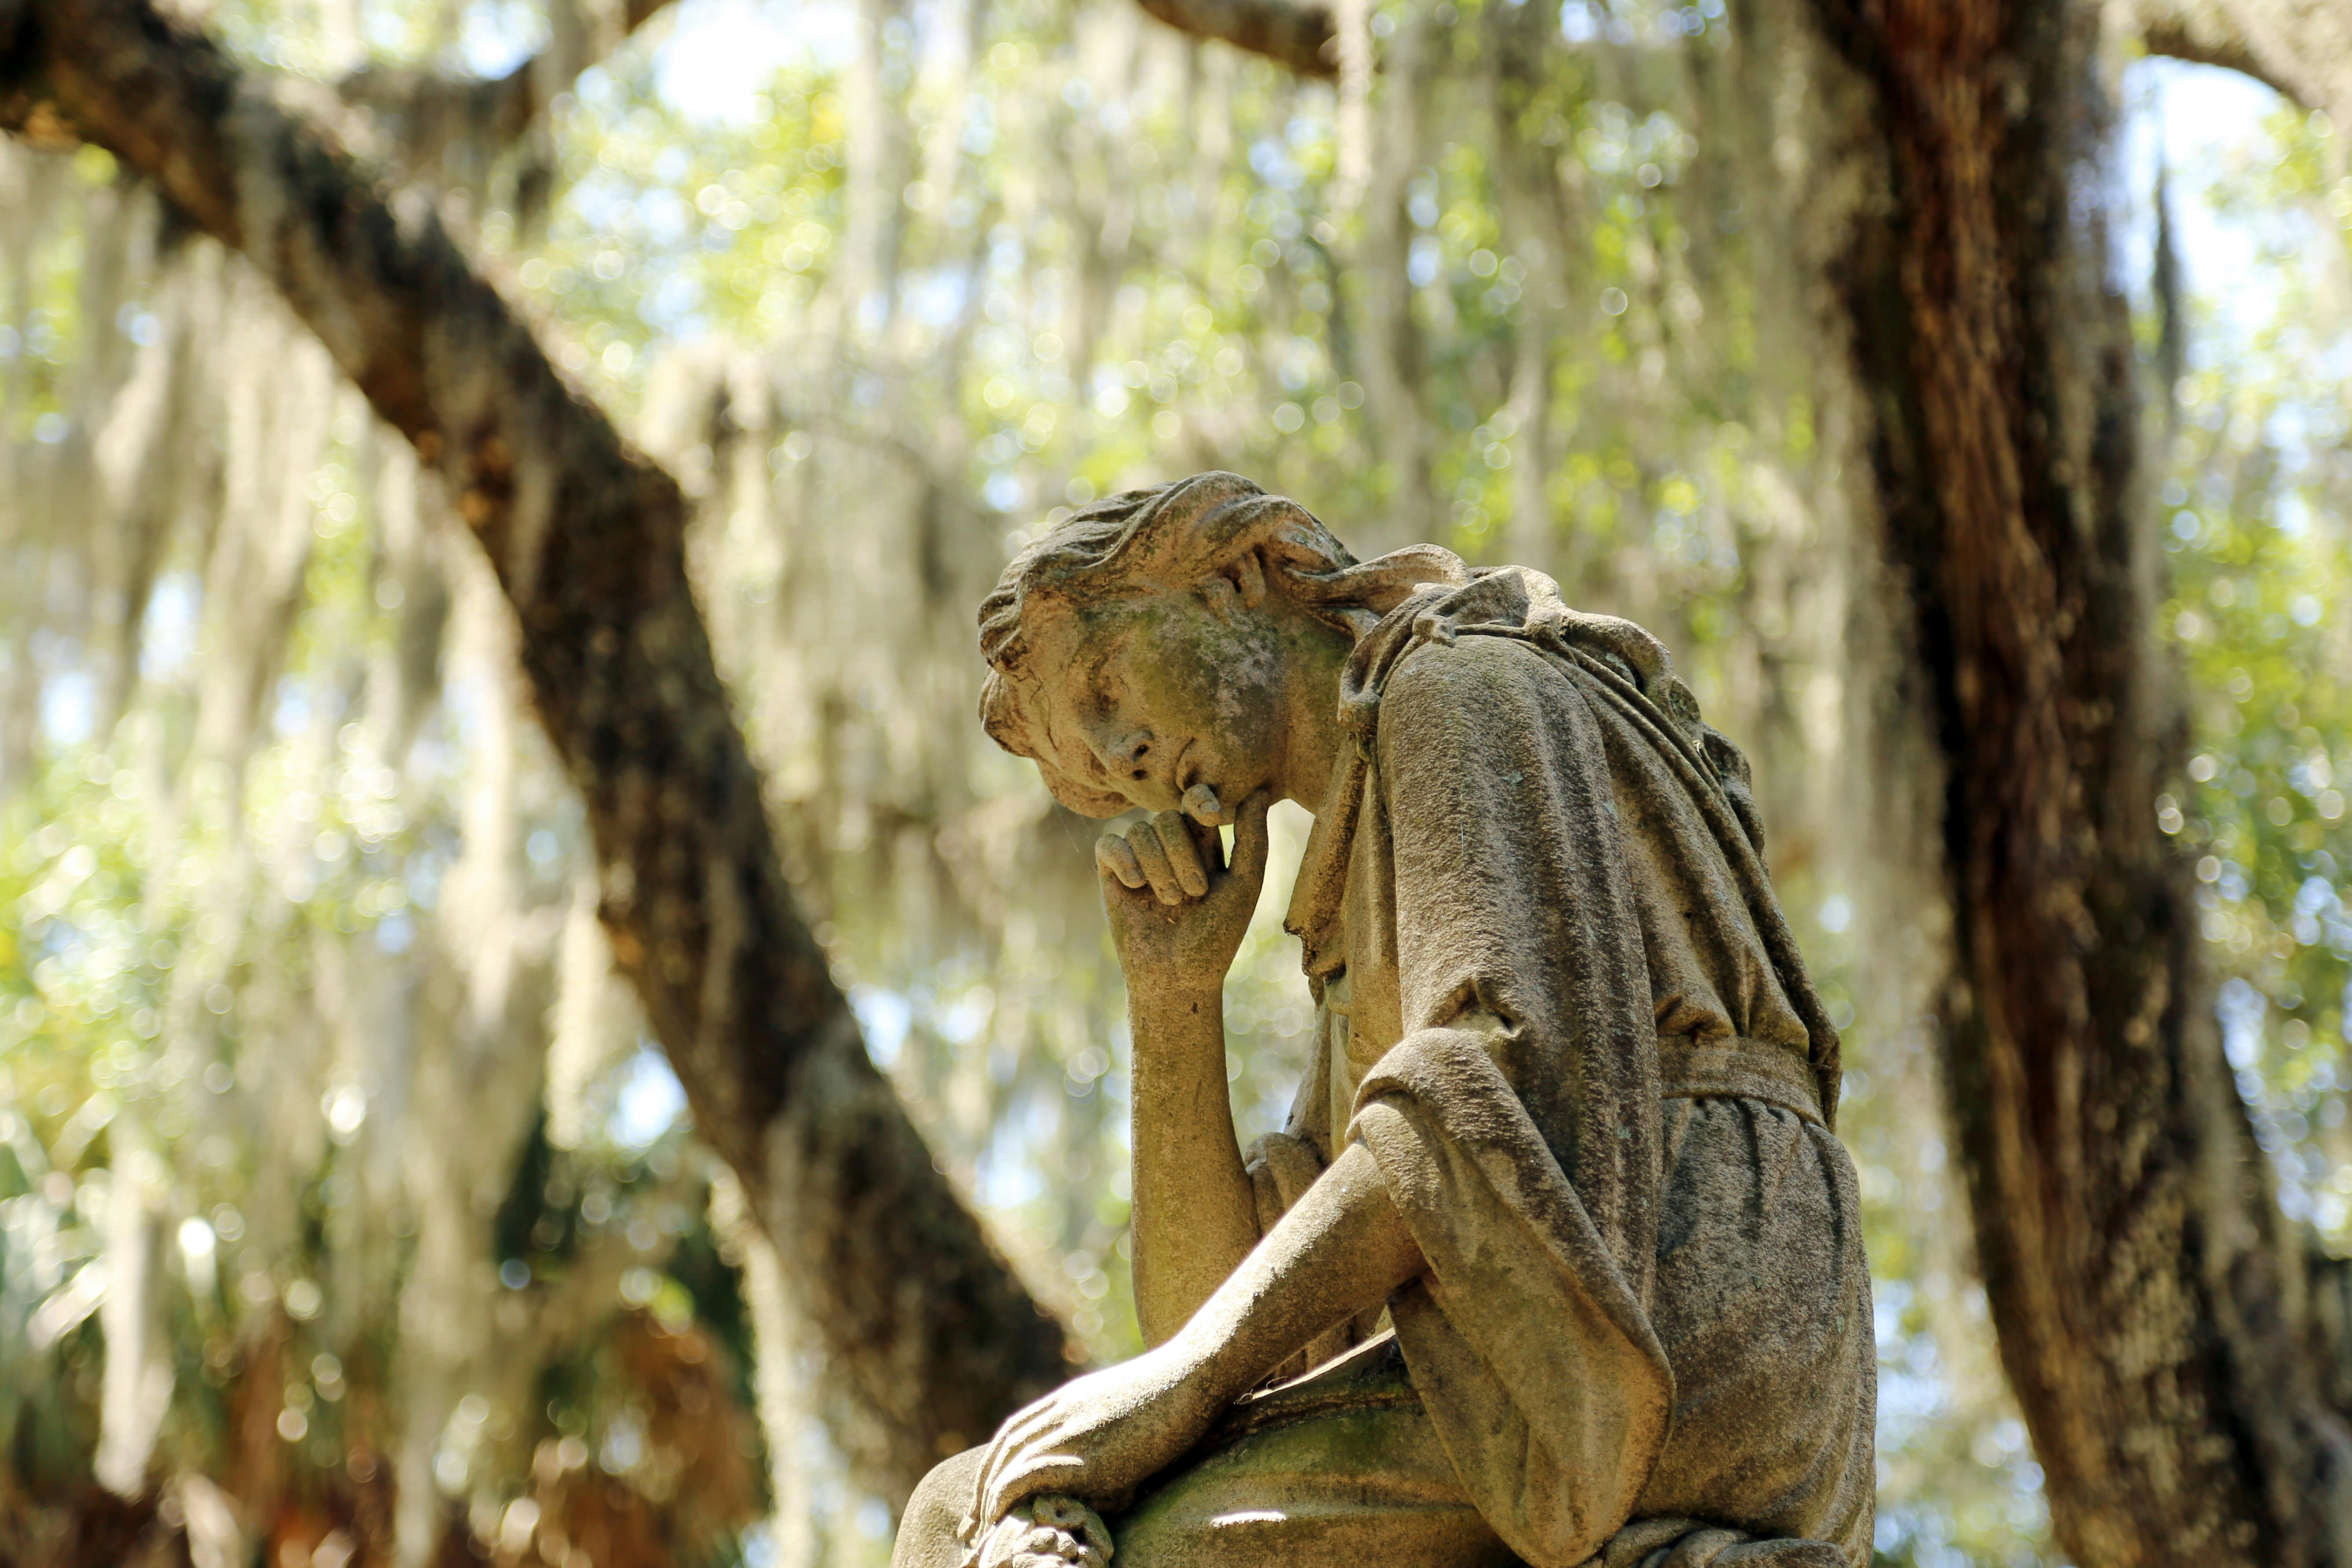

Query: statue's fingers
969,1439,1025,1538
1181,780,1225,826
968,1413,1035,1531
967,1433,1006,1534
984,1450,1084,1533
976,1396,1066,1506
964,1509,1028,1568
1094,833,1146,891
1225,788,1275,889
976,1419,1066,1516
965,1457,995,1542
1186,810,1228,879
1151,809,1211,897
998,1397,1068,1459
1125,822,1186,905
974,1451,1018,1534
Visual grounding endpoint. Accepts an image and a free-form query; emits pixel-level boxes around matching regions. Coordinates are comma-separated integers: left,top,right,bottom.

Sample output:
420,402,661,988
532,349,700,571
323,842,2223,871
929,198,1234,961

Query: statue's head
977,472,1367,819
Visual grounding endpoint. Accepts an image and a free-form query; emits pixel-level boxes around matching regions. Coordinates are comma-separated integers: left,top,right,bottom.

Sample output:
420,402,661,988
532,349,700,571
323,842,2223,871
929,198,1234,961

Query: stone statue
892,473,1874,1568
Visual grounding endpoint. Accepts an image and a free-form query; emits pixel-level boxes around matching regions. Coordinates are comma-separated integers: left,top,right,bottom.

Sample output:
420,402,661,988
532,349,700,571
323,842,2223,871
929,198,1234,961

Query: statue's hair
978,471,1409,816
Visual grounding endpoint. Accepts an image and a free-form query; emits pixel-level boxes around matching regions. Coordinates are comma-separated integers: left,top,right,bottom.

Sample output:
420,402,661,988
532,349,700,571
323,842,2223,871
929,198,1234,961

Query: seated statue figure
893,473,1874,1568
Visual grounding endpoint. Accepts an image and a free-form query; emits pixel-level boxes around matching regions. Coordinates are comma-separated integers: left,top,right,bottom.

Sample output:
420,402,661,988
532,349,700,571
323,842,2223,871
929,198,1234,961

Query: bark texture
0,0,1071,1502
1129,0,1336,77
1804,0,2352,1562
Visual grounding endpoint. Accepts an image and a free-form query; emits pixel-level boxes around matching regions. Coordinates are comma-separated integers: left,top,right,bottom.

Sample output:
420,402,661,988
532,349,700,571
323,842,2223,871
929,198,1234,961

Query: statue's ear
1199,546,1267,621
1229,546,1267,607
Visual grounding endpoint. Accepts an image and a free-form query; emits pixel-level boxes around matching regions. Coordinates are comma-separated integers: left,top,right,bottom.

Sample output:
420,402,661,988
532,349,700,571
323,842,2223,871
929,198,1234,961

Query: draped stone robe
1239,564,1874,1568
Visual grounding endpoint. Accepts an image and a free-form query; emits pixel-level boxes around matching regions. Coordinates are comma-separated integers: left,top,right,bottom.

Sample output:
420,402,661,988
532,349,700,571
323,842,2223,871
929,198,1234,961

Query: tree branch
2,0,1070,1501
1811,0,2352,1559
336,0,680,161
1132,0,1337,77
2136,7,2302,102
2129,0,2352,126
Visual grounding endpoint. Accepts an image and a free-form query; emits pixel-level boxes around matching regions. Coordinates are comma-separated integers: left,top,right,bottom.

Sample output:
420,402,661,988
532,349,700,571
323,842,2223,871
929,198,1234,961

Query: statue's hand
965,1496,1112,1568
960,1342,1217,1546
1093,789,1272,997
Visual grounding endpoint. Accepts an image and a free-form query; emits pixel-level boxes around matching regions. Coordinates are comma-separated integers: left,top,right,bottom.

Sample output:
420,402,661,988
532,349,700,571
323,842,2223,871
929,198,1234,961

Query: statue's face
1023,584,1294,818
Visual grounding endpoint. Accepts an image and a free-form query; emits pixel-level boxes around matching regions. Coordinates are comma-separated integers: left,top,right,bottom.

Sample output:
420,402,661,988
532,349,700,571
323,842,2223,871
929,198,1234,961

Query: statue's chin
968,1495,1114,1568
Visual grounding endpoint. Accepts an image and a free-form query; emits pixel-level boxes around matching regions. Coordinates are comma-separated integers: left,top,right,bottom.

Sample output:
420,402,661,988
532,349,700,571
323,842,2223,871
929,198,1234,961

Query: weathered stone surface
894,472,1875,1568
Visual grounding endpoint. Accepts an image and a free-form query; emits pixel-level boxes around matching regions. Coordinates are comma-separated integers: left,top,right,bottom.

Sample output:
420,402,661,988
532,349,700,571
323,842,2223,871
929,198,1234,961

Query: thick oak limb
1132,0,1337,77
336,0,680,163
0,0,1071,1498
2129,0,2352,127
1811,0,2352,1564
2132,0,2303,104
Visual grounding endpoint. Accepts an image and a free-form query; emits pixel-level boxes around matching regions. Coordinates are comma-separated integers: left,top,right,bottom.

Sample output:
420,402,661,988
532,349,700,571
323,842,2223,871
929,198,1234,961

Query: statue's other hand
959,1343,1214,1550
1093,789,1272,995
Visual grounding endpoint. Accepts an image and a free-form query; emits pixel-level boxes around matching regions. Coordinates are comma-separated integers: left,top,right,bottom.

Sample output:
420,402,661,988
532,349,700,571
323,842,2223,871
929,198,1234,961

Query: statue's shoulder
1362,627,1584,750
1387,622,1563,688
1342,564,1672,752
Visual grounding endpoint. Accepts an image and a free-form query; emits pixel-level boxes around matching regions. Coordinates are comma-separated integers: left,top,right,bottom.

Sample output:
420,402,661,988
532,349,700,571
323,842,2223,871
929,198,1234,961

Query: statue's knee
893,1448,985,1568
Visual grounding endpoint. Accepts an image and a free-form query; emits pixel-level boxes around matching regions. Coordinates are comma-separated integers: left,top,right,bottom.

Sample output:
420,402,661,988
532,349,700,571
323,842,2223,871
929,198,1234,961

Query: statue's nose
1103,729,1154,781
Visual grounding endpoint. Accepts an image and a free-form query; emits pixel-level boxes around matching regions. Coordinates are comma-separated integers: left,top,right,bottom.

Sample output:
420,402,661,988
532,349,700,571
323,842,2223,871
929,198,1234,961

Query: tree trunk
1085,0,2352,1538
0,0,1072,1504
1797,0,2352,1561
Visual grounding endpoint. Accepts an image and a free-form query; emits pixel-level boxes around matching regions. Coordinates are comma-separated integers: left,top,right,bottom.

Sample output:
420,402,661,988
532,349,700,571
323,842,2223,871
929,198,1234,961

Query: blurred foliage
2153,99,2352,1244
0,1,2345,1565
0,470,767,1564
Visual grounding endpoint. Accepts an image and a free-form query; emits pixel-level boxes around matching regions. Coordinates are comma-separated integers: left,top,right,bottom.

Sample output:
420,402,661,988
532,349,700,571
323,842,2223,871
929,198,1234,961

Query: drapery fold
1253,554,1871,1568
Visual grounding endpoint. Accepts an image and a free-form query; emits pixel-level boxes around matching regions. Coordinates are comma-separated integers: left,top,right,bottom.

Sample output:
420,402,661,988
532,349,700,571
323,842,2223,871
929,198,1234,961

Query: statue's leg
1111,1337,1519,1568
895,1339,1517,1568
894,1447,986,1568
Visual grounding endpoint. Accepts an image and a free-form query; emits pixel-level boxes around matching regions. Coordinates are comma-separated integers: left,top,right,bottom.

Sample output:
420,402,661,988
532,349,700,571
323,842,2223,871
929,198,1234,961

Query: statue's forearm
1169,1139,1424,1402
1128,986,1260,1346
